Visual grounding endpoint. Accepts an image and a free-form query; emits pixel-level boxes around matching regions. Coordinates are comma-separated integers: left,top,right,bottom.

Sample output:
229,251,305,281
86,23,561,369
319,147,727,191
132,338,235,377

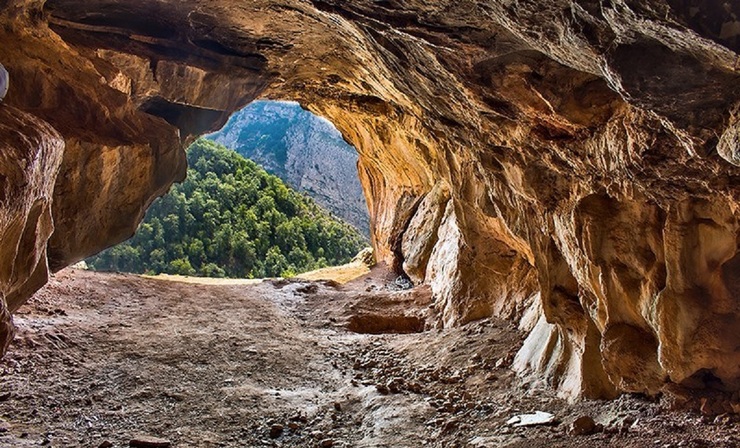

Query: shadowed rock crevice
139,96,225,136
666,0,740,53
346,314,425,335
0,0,737,401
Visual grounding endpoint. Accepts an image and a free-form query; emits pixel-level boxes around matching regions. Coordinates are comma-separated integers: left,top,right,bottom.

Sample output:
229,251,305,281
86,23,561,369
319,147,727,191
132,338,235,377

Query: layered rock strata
0,0,738,399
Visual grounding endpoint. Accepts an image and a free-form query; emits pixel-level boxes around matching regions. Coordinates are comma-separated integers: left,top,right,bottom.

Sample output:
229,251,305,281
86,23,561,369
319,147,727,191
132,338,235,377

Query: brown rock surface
0,106,64,352
401,181,450,285
570,415,597,436
0,0,738,399
129,435,171,448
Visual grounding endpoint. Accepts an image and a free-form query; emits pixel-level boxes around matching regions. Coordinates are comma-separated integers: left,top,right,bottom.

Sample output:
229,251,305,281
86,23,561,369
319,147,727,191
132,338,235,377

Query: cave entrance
207,100,370,237
85,100,370,280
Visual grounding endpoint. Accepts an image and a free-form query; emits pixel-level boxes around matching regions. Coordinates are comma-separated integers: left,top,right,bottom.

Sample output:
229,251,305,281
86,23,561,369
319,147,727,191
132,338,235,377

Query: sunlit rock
0,0,737,399
0,106,64,352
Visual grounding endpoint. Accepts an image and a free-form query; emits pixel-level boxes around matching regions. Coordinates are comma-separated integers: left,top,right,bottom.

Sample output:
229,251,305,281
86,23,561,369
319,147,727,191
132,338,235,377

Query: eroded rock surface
0,0,738,399
0,106,63,353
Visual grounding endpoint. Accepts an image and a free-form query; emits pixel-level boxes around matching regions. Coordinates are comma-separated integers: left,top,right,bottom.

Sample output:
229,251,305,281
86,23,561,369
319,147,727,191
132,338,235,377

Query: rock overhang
0,0,737,399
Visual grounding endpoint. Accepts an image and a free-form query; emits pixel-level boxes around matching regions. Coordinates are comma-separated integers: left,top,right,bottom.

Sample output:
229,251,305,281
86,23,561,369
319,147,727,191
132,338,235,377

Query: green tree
169,258,196,276
264,246,290,277
87,138,368,278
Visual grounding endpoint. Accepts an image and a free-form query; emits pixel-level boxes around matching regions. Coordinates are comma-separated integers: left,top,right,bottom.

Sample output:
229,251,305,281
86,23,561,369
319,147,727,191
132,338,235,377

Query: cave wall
0,0,738,399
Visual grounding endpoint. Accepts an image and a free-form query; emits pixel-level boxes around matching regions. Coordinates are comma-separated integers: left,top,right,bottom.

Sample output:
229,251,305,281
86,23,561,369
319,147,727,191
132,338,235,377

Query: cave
84,99,372,279
0,0,738,443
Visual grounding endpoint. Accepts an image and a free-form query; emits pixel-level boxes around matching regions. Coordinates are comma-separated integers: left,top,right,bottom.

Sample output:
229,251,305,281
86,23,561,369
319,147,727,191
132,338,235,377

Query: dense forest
207,100,370,234
87,139,368,278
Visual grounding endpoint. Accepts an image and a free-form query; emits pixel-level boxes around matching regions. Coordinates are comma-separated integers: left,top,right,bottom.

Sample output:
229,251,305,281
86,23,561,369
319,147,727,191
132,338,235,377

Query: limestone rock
129,435,171,448
0,106,64,352
570,415,596,436
426,201,465,326
718,111,740,166
352,247,375,268
0,0,737,401
506,411,556,427
401,182,450,285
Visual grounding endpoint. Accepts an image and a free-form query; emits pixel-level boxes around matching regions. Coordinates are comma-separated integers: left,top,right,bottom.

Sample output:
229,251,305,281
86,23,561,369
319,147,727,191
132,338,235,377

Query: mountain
86,139,368,278
207,100,370,235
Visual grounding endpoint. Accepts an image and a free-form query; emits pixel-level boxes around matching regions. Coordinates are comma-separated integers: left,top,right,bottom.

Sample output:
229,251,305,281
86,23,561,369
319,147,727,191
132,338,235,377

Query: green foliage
87,139,368,278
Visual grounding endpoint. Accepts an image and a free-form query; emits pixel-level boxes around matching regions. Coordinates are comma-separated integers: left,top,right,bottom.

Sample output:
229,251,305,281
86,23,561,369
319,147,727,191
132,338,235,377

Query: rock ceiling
0,0,738,398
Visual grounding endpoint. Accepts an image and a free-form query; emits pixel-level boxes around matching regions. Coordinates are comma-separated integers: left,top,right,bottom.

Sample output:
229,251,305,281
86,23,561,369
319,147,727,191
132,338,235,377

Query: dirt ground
0,267,738,448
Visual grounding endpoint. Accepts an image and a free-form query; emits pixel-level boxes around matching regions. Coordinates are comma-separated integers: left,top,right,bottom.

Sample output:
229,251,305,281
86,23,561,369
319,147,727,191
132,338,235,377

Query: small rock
387,378,403,394
441,419,458,433
320,439,334,447
375,384,390,395
506,411,556,427
333,402,342,411
393,276,413,290
270,424,284,439
296,284,319,294
291,413,308,423
713,413,737,425
98,442,113,448
352,247,374,267
129,435,171,448
570,416,597,436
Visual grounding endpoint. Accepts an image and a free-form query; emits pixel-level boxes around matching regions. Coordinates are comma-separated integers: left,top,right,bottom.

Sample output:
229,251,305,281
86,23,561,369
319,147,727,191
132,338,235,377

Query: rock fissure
0,0,738,399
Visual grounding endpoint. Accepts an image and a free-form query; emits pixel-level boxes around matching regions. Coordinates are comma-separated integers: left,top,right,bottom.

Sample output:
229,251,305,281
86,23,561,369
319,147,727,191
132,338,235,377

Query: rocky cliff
207,100,370,235
0,0,738,400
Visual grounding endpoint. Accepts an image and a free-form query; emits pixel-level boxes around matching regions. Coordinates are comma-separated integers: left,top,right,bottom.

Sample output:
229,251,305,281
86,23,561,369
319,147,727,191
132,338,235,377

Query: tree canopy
87,139,368,278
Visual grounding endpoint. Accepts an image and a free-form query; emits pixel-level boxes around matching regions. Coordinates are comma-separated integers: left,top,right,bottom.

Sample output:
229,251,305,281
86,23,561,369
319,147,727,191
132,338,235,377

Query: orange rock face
0,106,64,352
0,0,738,398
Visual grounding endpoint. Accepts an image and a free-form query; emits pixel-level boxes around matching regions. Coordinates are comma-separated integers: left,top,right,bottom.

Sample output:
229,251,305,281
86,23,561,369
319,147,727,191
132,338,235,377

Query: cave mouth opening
84,100,371,280
206,99,371,237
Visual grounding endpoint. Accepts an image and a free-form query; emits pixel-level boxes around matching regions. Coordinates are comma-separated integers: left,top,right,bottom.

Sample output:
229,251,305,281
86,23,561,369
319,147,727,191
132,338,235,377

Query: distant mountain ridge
87,140,367,278
207,100,370,235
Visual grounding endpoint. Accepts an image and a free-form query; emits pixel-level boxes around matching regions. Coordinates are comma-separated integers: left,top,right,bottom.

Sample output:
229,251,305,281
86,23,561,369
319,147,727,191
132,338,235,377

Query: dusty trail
0,269,737,447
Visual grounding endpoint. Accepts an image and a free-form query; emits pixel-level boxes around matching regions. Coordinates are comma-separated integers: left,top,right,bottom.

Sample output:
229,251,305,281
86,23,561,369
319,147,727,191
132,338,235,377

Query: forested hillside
207,101,370,235
87,139,368,278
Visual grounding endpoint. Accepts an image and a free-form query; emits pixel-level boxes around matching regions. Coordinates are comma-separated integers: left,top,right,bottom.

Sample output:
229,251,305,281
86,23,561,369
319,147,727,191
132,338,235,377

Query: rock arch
0,0,737,399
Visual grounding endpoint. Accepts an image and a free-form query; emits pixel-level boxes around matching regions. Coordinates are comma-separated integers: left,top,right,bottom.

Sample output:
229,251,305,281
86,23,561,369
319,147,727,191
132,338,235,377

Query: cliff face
0,0,738,399
207,100,370,235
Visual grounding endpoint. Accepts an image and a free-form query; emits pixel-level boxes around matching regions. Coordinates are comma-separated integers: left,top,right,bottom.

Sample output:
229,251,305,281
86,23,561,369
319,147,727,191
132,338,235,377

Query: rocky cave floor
0,268,738,448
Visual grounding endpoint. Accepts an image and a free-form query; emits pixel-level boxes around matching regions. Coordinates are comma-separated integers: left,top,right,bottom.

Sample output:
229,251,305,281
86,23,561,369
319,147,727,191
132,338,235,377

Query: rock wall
0,0,738,399
0,106,63,353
